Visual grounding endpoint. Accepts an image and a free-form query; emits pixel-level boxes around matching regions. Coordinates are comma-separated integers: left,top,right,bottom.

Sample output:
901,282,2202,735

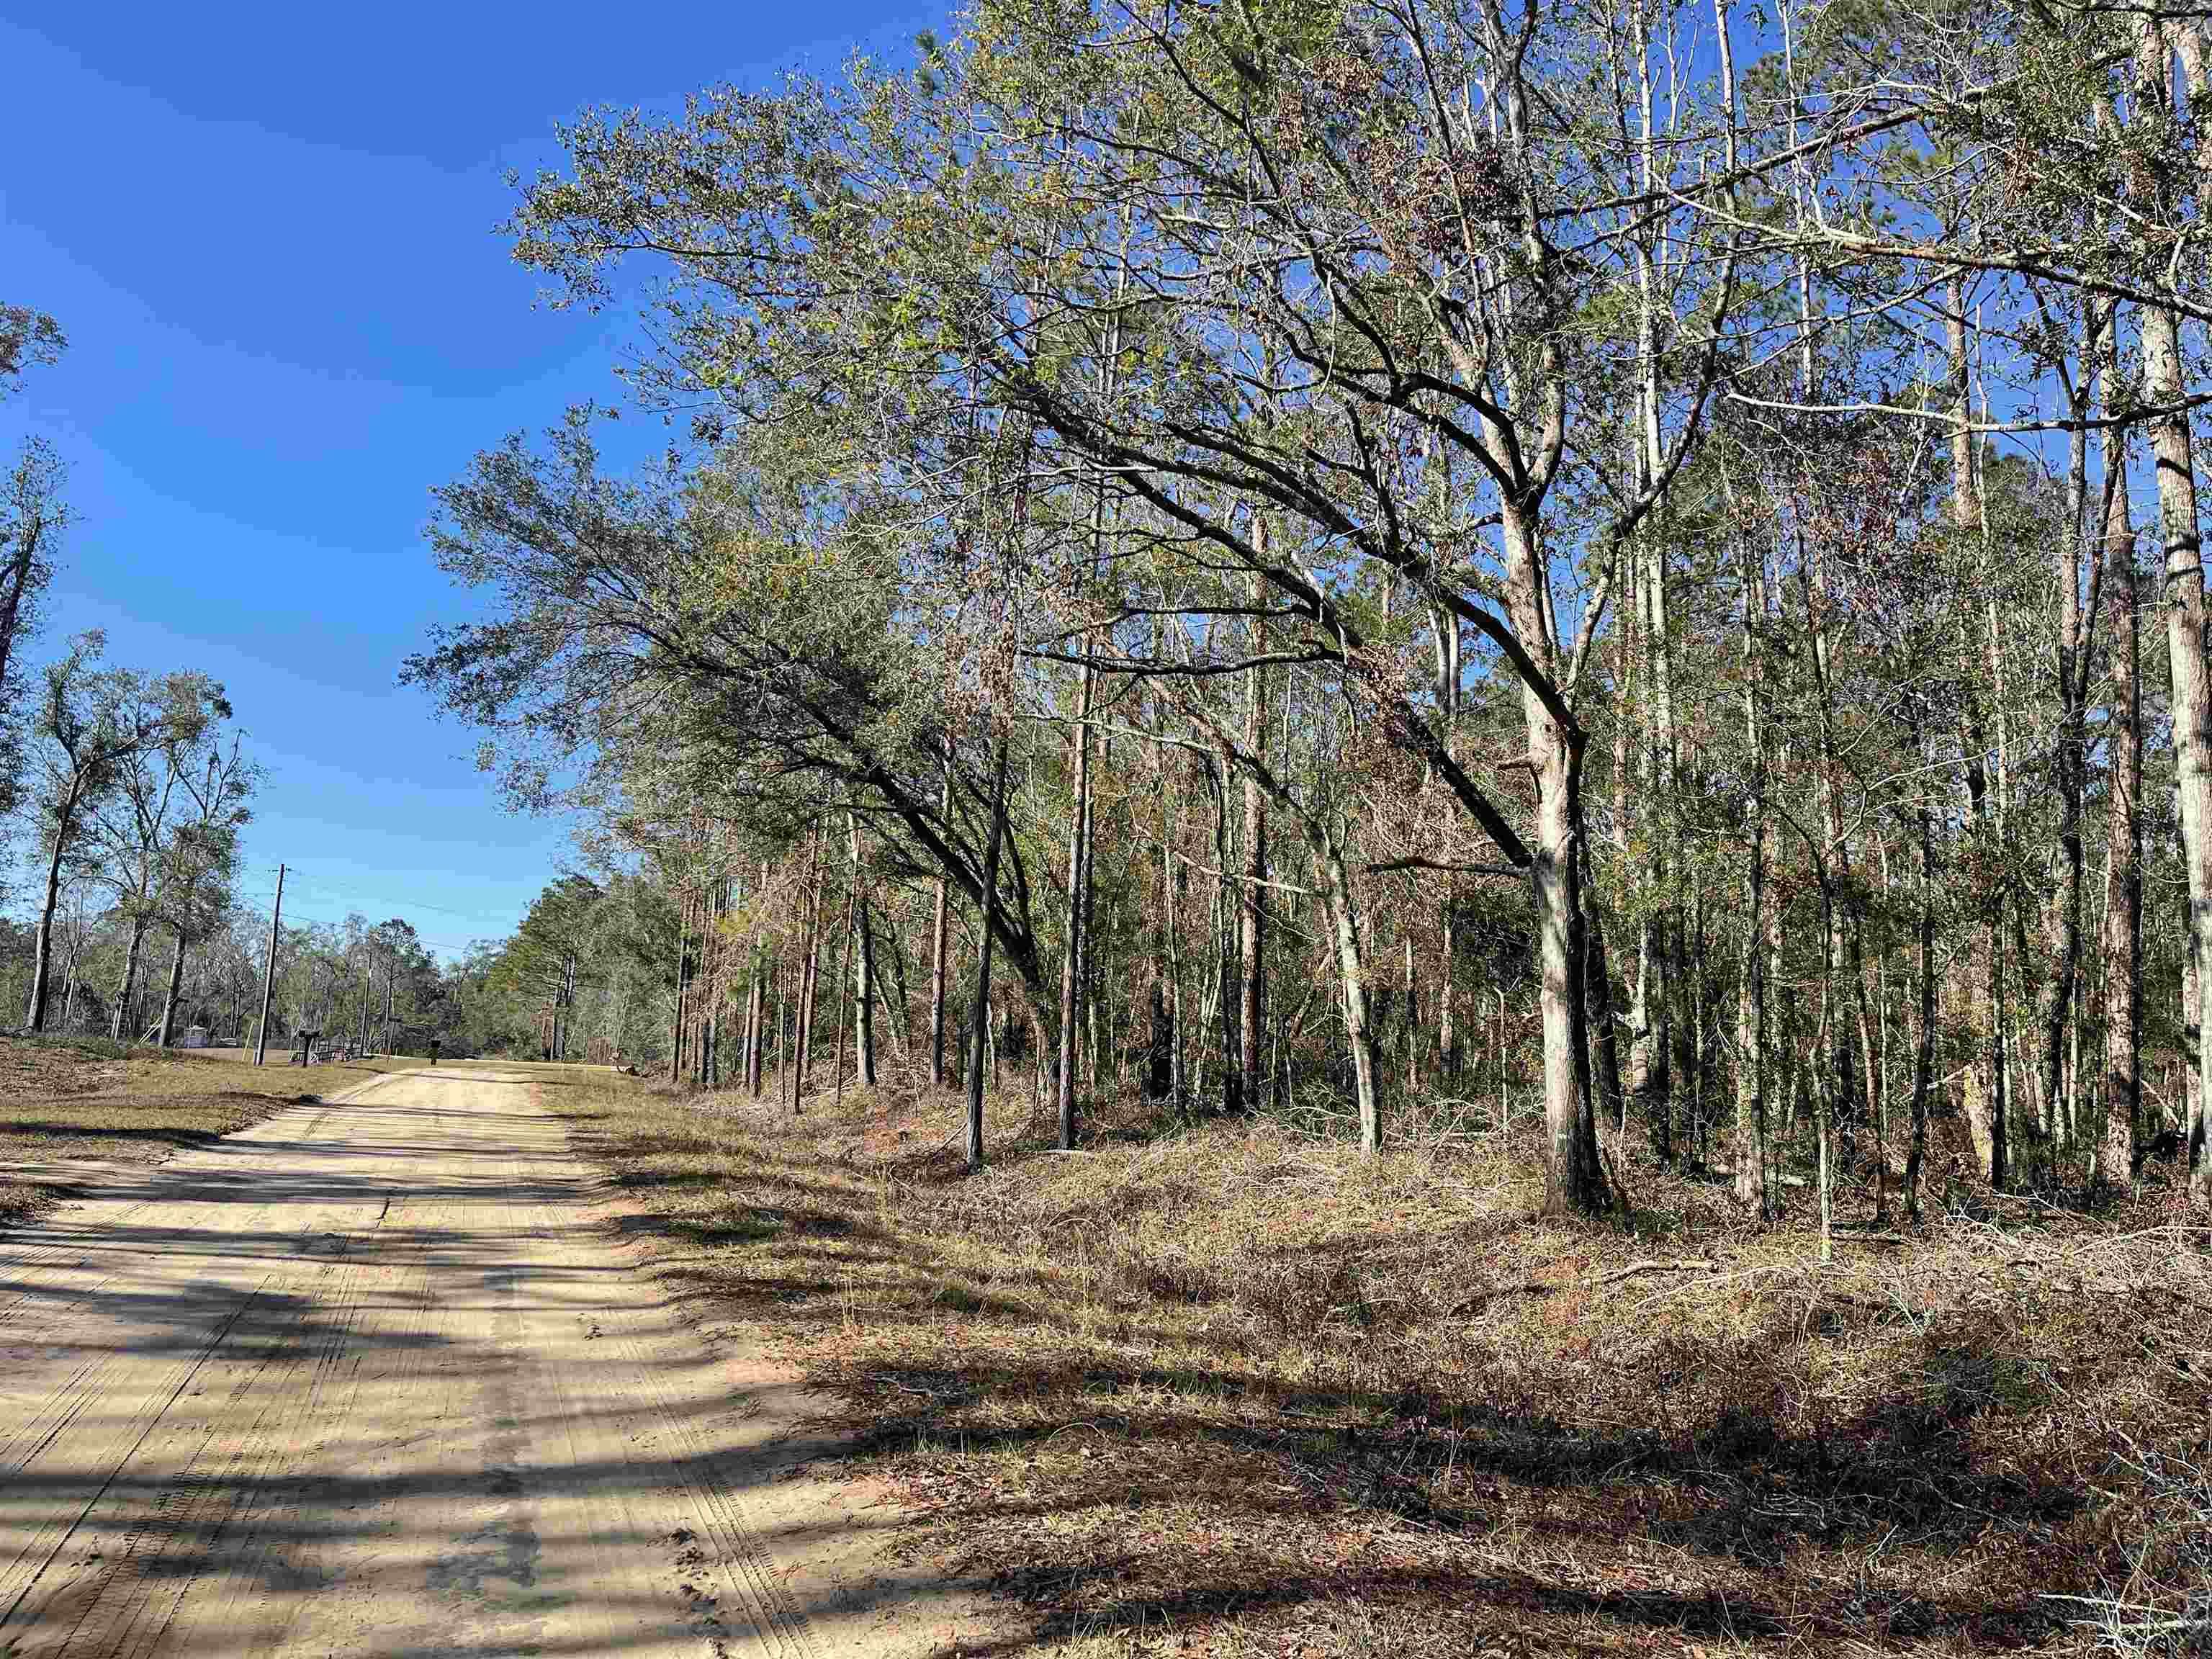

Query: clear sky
0,1,944,958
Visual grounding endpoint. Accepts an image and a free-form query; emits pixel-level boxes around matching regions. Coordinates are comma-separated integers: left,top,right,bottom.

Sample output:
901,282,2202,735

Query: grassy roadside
550,1070,2212,1658
0,1034,429,1226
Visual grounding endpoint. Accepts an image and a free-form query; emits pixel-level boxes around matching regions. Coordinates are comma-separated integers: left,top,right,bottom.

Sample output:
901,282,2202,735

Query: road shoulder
548,1069,1025,1658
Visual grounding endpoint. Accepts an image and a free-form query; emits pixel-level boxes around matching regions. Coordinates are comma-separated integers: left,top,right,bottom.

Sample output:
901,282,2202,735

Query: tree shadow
585,1122,2120,1655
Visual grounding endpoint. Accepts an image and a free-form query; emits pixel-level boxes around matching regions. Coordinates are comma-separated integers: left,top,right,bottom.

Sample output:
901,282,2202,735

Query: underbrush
2059,1444,2212,1658
559,1066,2212,1657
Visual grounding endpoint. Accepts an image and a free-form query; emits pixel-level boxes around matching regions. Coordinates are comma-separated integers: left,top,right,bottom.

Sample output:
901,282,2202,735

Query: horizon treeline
0,309,505,1058
0,310,269,1047
412,0,2212,1223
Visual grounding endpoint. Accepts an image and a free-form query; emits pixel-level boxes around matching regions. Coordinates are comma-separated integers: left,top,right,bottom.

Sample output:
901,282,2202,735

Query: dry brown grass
552,1069,2212,1658
0,1034,431,1226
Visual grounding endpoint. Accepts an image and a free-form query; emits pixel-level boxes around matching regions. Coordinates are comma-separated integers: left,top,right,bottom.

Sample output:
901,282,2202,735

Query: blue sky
0,1,945,958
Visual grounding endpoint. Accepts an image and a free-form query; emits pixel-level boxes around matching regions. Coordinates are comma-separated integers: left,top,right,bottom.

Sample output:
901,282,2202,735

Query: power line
230,903,491,958
251,867,526,937
284,884,521,926
234,864,521,954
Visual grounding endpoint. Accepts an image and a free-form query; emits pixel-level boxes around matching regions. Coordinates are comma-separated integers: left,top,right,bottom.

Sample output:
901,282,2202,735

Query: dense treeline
415,0,2212,1228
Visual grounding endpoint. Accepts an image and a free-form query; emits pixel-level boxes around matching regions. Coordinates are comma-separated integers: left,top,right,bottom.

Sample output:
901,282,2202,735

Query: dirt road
0,1065,983,1658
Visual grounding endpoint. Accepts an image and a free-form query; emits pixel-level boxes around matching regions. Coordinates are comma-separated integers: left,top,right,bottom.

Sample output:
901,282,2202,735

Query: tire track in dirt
0,1064,977,1658
599,1321,825,1659
495,1156,827,1659
37,1239,384,1659
0,1274,274,1641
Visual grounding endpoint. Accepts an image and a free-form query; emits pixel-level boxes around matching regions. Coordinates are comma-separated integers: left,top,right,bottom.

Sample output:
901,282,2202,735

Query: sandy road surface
0,1065,984,1658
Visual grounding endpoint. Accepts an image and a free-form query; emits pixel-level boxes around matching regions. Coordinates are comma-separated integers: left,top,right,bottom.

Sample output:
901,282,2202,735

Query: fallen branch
1450,1256,1717,1316
1596,1257,1717,1287
1444,1280,1556,1316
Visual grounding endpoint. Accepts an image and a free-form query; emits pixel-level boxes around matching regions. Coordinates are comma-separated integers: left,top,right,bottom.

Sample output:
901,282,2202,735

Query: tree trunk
0,532,39,705
2162,0,2212,1201
1734,536,1769,1211
2146,291,2212,1200
1609,551,1638,1148
1056,644,1095,1146
847,812,876,1091
966,734,1010,1172
1586,898,1627,1151
1534,730,1604,1213
24,777,82,1033
668,898,689,1084
1439,876,1459,1083
1944,273,2005,1188
832,824,857,1108
1241,565,1267,1113
2128,42,2212,1197
702,886,720,1088
1501,494,1605,1213
58,911,82,1033
1313,828,1380,1152
930,737,951,1087
739,940,756,1084
746,863,766,1097
1904,779,1938,1218
868,913,907,1063
112,917,148,1042
1634,525,1677,1166
796,825,826,1102
2100,425,2141,1190
2033,472,2090,1186
776,958,791,1115
1403,928,1419,1097
158,929,186,1047
1815,977,1835,1263
1212,752,1241,1115
1689,891,1707,1166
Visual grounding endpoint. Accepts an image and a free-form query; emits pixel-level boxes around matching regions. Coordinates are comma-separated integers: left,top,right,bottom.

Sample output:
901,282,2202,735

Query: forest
4,2,2211,1642
407,0,2212,1239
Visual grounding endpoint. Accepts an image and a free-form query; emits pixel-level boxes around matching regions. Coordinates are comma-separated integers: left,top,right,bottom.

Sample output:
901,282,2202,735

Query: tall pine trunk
1240,565,1267,1115
2100,426,2141,1190
668,898,689,1084
966,734,1010,1172
1733,534,1770,1211
848,811,876,1089
796,824,825,1103
1904,775,1938,1217
2146,296,2212,1199
929,741,951,1088
1056,646,1095,1143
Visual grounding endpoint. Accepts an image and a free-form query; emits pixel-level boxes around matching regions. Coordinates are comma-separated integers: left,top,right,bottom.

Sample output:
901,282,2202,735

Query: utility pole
254,863,284,1066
